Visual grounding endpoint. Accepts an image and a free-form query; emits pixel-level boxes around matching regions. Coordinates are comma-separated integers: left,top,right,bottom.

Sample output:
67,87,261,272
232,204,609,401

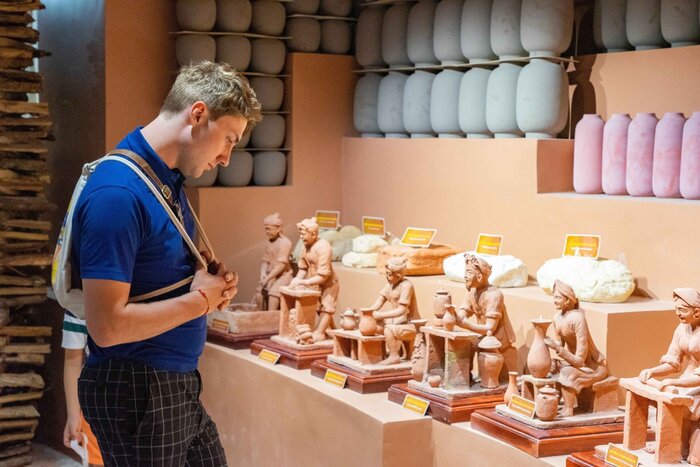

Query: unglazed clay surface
443,251,528,288
254,213,293,312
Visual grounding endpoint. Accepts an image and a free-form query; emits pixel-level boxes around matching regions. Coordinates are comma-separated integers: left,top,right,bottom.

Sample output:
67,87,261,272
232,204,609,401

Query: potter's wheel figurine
544,280,610,417
289,217,338,342
254,212,293,311
367,257,421,365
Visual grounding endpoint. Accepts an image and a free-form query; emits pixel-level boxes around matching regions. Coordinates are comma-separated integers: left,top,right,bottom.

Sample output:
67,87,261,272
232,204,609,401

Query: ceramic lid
343,308,356,316
539,385,559,396
478,331,501,350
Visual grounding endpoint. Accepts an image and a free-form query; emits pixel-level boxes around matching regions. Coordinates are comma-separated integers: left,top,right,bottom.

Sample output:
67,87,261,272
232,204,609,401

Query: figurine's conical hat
673,288,700,308
264,212,283,226
553,279,577,302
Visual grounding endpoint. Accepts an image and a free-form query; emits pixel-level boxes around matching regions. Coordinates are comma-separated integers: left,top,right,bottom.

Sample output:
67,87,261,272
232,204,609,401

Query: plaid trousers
78,359,227,467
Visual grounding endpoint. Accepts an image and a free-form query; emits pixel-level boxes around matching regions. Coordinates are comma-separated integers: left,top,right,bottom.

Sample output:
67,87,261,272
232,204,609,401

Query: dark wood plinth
470,409,628,458
566,451,605,467
387,383,504,424
207,328,276,350
310,359,412,394
250,338,332,370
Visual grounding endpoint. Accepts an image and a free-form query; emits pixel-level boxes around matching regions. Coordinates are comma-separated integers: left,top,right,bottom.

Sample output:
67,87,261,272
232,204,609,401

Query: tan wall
190,53,357,300
104,1,176,151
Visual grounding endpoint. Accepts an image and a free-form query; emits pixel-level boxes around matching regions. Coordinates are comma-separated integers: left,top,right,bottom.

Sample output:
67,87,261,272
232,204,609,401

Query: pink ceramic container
602,113,631,195
626,112,658,196
653,112,685,198
573,114,605,194
680,112,700,200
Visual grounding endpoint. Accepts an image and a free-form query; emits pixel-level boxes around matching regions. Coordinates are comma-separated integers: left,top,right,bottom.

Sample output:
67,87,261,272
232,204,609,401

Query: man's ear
190,101,208,125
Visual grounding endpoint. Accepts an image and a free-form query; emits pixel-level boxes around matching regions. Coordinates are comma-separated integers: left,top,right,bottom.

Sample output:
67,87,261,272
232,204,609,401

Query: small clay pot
477,331,504,389
358,307,378,336
432,289,451,319
504,371,519,405
535,385,559,421
341,309,358,331
442,305,457,331
427,373,442,387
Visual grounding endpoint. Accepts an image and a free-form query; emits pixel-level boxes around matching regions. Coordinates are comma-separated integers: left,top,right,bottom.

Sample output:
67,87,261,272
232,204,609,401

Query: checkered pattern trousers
78,359,227,467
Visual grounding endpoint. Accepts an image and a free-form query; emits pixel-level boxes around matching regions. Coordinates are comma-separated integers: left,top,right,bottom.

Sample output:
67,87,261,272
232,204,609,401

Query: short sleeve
62,311,88,350
314,242,332,276
75,187,143,283
398,281,414,306
380,283,391,300
275,238,292,264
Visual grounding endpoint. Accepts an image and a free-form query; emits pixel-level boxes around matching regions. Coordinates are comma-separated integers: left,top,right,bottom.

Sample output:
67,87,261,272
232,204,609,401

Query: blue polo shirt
72,127,205,372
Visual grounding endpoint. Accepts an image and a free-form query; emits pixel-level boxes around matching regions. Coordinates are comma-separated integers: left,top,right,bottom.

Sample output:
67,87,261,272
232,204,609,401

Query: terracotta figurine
368,257,421,365
544,280,610,417
289,217,339,342
446,254,516,363
254,213,293,311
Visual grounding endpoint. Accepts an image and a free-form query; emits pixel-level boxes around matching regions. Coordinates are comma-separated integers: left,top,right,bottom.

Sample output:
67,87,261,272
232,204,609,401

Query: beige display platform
199,343,432,467
335,265,677,382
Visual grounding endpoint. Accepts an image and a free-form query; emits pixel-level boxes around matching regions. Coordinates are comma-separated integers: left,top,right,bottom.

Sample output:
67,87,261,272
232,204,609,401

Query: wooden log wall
0,1,52,465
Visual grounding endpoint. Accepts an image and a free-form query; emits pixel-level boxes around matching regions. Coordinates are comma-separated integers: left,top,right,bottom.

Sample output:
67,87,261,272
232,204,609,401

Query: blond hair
162,61,262,134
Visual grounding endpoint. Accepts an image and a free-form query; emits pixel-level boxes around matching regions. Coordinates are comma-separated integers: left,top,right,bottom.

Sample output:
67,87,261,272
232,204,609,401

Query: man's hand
191,260,238,313
63,413,82,448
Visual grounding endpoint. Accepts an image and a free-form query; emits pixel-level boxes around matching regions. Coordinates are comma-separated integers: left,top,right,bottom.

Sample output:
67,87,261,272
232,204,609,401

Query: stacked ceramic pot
285,0,355,54
573,111,700,199
176,0,289,187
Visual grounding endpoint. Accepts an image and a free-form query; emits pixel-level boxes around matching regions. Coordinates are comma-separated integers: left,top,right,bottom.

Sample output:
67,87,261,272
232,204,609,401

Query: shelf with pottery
197,341,573,467
353,55,576,74
334,264,676,383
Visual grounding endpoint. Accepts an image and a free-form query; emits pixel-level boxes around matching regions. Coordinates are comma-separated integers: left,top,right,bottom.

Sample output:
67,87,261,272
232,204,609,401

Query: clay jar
626,0,666,50
459,67,492,138
486,62,523,138
431,69,465,138
680,112,700,199
660,0,700,47
216,0,253,32
653,112,685,198
403,71,436,138
527,318,552,378
520,0,574,57
353,73,383,137
602,113,631,195
504,371,519,404
433,0,465,64
407,0,438,66
593,0,631,52
341,309,358,331
573,114,604,194
432,289,451,319
377,71,409,138
491,0,526,59
535,385,559,421
626,112,658,196
477,331,503,389
515,59,568,138
356,6,387,69
460,0,496,63
359,308,378,336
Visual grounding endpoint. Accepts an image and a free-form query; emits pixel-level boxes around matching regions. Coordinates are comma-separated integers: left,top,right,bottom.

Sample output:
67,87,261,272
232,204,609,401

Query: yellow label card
211,318,229,332
605,444,639,467
400,227,437,248
323,369,347,388
315,210,340,230
362,216,386,236
563,234,601,259
402,394,430,416
257,349,281,365
475,233,503,255
508,394,536,418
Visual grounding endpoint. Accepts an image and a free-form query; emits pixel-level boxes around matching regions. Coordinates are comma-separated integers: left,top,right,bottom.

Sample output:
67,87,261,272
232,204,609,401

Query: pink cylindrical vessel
602,113,631,195
626,112,658,196
573,114,605,194
680,112,700,200
653,112,686,198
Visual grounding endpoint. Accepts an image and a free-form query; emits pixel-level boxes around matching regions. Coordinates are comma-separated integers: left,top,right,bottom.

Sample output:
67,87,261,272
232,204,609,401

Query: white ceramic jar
356,6,387,68
377,71,409,137
491,0,526,59
251,0,286,35
486,62,522,137
593,0,631,52
431,69,465,137
354,73,383,137
460,0,496,62
459,67,492,138
321,20,351,54
250,77,284,111
407,0,439,66
254,151,287,186
520,0,574,56
626,0,666,50
515,58,568,138
382,3,412,67
215,36,251,71
434,0,466,64
219,151,254,187
403,70,436,138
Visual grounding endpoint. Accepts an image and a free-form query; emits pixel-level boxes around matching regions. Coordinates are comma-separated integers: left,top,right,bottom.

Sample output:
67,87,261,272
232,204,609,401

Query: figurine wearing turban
255,213,293,311
544,280,610,417
368,257,421,365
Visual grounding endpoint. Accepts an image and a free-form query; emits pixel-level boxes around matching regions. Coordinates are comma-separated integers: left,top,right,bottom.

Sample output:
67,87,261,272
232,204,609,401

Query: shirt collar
117,127,185,191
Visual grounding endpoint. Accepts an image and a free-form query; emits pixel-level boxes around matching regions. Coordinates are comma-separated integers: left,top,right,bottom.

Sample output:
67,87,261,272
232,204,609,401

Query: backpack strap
101,149,216,303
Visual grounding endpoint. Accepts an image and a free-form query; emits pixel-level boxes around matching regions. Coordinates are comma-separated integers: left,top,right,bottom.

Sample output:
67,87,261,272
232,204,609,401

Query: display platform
388,383,504,424
250,338,331,370
206,328,275,349
310,359,412,393
565,451,603,467
470,408,631,458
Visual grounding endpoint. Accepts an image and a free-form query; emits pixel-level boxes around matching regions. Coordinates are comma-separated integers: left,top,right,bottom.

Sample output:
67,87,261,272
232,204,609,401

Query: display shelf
334,264,676,382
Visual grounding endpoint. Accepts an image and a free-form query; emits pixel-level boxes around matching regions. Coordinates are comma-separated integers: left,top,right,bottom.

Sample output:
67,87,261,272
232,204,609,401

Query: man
254,213,293,311
74,61,261,466
289,217,338,342
369,257,420,365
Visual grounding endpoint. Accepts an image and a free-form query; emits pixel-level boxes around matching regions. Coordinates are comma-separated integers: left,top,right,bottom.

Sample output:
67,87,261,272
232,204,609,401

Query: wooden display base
565,451,604,467
207,328,275,350
387,383,504,424
310,359,412,394
250,338,332,370
470,409,628,458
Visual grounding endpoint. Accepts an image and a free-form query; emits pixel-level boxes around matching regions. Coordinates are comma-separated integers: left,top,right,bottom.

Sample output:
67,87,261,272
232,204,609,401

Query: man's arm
84,263,236,347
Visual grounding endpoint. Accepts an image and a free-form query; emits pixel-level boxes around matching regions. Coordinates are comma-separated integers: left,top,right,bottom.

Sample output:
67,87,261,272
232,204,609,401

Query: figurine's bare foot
312,331,327,343
379,355,401,365
643,445,655,455
559,408,574,418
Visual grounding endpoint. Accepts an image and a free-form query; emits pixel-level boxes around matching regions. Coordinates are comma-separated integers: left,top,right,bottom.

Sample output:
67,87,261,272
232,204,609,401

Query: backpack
51,149,214,319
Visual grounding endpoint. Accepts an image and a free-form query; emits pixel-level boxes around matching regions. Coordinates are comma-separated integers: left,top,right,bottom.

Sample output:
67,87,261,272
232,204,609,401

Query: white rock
352,234,388,253
338,225,362,240
342,251,379,268
292,225,360,262
536,256,635,303
443,251,528,288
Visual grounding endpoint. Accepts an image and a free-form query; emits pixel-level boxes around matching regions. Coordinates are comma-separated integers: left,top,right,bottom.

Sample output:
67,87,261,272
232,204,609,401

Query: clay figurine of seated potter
289,217,338,342
367,257,421,365
254,213,293,311
544,280,612,417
